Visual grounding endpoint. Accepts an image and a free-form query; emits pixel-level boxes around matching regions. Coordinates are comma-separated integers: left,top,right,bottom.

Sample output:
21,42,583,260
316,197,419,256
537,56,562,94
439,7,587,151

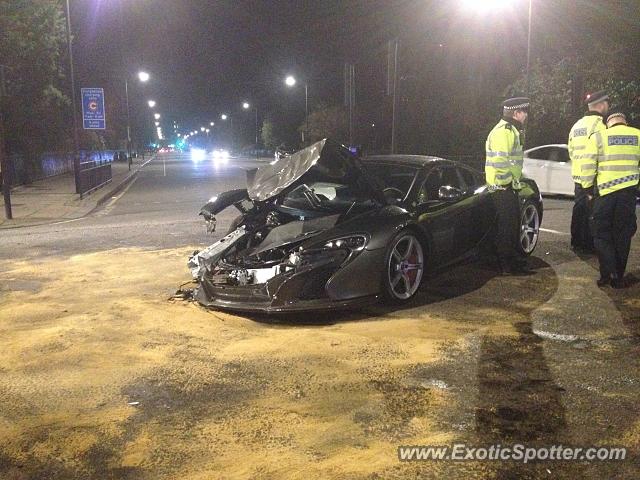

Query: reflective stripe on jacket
583,124,640,196
485,119,523,187
568,113,605,182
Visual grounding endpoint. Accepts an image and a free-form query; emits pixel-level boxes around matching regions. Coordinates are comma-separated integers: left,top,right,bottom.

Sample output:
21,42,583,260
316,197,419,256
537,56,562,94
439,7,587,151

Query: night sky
70,0,640,150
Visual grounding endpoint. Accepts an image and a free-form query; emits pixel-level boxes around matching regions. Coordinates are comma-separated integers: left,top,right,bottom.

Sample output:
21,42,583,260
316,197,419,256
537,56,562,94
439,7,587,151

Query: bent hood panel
249,214,341,256
247,139,327,201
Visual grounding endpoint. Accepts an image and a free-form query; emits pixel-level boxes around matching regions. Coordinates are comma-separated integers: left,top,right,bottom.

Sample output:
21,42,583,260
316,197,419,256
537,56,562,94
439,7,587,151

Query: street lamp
124,70,151,171
461,0,533,93
221,114,228,120
285,75,309,143
147,100,156,108
242,101,259,157
210,121,215,126
138,71,150,83
154,113,161,120
200,126,205,132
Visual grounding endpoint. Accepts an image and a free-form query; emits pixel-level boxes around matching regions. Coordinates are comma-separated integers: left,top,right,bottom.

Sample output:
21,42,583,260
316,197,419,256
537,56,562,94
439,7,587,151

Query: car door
546,146,573,195
457,166,494,250
415,165,475,265
524,146,553,194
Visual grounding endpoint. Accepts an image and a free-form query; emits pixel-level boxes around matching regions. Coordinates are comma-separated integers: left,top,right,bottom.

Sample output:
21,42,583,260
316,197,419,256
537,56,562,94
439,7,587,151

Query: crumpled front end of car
188,227,379,312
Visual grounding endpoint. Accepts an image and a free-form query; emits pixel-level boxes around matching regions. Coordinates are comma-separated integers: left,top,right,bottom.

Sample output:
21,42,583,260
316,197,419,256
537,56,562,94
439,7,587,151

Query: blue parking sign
81,88,106,129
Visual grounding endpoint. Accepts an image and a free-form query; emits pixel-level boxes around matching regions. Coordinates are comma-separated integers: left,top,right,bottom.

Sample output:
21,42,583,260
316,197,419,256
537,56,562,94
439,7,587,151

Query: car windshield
281,181,377,213
365,163,419,197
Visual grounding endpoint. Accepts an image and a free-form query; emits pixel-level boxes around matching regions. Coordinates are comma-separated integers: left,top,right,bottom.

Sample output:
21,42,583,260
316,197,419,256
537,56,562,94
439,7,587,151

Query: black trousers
492,187,521,261
591,187,638,280
571,183,594,250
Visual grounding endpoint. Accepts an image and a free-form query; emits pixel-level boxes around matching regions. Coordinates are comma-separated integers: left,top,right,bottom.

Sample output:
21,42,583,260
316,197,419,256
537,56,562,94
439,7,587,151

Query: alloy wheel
520,204,540,254
387,234,424,300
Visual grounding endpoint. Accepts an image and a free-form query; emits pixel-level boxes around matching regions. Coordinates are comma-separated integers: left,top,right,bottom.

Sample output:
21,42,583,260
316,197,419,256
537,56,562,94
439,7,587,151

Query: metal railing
78,155,113,198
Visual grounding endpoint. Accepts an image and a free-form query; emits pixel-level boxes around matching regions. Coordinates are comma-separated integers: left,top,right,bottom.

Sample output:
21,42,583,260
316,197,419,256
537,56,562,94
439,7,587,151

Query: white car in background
523,144,574,196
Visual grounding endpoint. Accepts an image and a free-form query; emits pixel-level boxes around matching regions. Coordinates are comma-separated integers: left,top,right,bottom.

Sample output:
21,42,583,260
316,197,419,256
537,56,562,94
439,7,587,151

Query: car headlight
191,148,206,162
293,234,369,269
323,234,368,251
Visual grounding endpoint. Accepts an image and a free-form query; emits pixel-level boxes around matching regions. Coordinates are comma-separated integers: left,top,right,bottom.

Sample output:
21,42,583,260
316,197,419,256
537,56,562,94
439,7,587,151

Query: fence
7,150,120,187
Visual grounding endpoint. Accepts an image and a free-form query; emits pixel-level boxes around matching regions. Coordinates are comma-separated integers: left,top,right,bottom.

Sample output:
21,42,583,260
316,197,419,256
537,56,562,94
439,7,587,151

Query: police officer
485,97,530,274
582,110,640,288
568,90,609,254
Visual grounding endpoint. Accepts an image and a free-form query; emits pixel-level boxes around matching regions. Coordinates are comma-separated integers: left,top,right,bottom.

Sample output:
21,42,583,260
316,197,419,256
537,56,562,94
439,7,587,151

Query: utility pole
0,65,11,219
344,63,355,146
525,0,533,96
388,39,399,154
65,0,82,194
255,107,259,158
303,83,308,145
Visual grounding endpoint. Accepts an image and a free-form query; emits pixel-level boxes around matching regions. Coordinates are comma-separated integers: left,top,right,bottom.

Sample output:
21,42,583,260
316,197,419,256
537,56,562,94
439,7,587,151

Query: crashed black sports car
187,139,542,313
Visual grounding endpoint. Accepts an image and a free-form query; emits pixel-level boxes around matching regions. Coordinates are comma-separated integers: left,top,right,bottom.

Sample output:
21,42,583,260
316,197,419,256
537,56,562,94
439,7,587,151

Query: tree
504,43,640,147
260,119,279,150
0,0,70,174
301,103,348,144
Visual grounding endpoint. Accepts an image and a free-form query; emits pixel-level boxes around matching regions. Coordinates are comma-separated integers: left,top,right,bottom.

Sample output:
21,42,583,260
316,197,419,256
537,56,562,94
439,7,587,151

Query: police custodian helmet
502,97,530,111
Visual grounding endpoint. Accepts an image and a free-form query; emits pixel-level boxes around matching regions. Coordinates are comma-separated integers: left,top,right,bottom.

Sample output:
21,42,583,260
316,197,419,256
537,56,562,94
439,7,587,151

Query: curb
0,155,155,230
94,155,155,209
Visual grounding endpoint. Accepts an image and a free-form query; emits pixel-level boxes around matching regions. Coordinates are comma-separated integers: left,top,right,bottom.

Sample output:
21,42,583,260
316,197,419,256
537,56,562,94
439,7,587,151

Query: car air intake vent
298,265,336,300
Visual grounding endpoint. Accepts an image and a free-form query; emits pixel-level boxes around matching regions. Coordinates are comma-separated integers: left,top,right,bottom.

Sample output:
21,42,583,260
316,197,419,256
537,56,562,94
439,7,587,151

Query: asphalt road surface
1,152,639,479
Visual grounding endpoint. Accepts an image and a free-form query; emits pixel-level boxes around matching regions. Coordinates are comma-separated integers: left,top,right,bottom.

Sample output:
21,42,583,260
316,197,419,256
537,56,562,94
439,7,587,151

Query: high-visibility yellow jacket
582,124,640,196
485,119,523,188
568,112,605,183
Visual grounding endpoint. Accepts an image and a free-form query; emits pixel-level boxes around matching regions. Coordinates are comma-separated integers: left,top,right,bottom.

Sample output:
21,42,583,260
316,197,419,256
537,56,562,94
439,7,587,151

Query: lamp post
525,0,533,95
64,0,81,193
285,76,308,144
221,114,233,147
243,101,259,157
124,70,149,170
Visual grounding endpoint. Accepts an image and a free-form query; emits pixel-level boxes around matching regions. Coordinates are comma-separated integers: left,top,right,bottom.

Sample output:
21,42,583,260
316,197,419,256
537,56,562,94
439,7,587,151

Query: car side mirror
438,185,463,202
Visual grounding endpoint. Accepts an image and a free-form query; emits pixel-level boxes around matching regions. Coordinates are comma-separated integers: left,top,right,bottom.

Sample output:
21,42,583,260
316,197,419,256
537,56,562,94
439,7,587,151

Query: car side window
440,166,463,190
458,167,483,192
547,147,569,163
417,166,463,202
527,147,552,160
417,168,441,203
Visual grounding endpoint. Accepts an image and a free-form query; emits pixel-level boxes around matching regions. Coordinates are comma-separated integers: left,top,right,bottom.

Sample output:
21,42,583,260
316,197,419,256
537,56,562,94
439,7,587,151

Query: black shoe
624,273,639,286
572,245,595,256
597,276,612,288
611,277,630,289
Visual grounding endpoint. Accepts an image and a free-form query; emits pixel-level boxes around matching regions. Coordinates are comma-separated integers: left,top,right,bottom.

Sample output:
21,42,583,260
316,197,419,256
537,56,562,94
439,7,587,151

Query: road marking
96,176,139,216
533,329,580,342
540,227,569,236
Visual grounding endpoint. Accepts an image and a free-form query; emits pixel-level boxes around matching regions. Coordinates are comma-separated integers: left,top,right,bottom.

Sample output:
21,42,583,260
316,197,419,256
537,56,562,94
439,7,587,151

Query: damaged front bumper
189,242,378,313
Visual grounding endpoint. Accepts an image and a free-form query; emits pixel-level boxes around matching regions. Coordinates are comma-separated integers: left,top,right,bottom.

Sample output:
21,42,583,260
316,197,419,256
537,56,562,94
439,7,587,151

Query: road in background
0,152,267,260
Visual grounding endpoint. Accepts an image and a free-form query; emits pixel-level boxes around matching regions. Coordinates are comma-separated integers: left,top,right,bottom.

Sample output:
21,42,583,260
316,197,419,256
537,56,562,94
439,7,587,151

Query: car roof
525,144,568,153
362,154,453,167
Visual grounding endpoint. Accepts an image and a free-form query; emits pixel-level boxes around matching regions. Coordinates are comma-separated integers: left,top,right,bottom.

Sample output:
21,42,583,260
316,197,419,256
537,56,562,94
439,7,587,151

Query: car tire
517,200,541,256
381,230,425,304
